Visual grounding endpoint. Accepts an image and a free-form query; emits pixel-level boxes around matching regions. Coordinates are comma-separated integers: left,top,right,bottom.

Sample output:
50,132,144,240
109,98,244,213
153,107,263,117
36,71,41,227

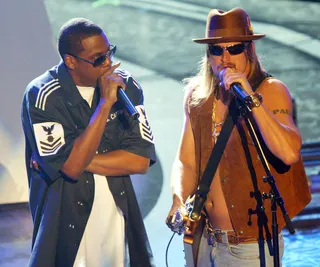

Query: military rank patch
136,105,154,144
33,122,65,156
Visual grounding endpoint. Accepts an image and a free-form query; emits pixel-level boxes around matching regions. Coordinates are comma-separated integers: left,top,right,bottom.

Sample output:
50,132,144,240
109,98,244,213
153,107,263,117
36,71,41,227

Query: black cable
165,232,176,267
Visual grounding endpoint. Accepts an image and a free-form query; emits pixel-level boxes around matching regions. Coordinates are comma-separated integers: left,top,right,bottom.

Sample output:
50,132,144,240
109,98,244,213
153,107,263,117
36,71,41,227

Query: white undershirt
77,86,95,107
73,86,125,267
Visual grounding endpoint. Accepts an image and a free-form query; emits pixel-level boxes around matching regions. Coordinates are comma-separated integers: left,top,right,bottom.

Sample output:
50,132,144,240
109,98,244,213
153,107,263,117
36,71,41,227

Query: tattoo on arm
272,109,291,115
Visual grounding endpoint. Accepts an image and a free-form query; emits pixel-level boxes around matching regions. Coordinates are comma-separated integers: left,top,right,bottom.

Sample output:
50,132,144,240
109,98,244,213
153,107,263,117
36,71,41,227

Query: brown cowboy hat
193,8,266,44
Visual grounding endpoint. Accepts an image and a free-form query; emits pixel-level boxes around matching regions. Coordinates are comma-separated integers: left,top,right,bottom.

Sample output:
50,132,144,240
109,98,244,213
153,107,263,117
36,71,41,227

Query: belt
204,218,258,246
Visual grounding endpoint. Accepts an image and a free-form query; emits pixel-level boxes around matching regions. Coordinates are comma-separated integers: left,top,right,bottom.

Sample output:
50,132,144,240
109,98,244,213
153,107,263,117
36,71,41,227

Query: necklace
212,96,225,144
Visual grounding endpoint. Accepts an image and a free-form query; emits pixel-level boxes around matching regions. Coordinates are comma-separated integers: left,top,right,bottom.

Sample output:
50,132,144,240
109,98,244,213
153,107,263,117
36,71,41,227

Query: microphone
230,82,251,104
117,77,139,119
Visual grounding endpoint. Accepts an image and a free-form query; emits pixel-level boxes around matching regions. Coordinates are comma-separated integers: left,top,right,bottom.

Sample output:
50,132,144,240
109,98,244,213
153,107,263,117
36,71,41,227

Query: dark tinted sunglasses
69,45,117,67
208,43,249,56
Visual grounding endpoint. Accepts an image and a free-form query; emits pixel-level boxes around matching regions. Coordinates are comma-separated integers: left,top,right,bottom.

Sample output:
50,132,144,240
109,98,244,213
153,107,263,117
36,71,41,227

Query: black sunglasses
208,43,249,56
69,45,117,67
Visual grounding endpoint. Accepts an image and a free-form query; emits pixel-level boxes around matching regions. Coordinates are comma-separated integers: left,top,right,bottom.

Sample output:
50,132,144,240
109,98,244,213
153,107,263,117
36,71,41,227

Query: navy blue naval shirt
21,61,156,267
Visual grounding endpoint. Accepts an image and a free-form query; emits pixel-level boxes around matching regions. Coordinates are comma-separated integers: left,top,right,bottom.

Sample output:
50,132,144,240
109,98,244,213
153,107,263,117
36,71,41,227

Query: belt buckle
227,231,240,245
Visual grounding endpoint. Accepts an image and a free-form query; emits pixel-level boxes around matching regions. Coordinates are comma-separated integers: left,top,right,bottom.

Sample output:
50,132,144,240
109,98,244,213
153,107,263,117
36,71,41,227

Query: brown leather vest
189,78,311,238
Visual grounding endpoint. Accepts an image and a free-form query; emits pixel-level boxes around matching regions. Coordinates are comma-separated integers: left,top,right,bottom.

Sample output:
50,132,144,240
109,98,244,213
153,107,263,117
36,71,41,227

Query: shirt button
239,231,244,235
77,201,83,206
120,191,125,196
69,224,75,229
86,180,89,184
230,204,235,209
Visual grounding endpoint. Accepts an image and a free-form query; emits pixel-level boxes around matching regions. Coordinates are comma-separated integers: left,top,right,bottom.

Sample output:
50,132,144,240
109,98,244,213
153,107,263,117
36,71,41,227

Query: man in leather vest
166,8,311,267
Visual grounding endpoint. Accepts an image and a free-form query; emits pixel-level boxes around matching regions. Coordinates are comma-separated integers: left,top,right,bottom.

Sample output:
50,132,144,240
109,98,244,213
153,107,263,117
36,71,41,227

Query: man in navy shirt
21,18,156,267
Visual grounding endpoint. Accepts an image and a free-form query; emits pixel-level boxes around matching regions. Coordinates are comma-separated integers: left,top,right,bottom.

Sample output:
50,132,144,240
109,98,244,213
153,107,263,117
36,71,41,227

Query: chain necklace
212,96,225,144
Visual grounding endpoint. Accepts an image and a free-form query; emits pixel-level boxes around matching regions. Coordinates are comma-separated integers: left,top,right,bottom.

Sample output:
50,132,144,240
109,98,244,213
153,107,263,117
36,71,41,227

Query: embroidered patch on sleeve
33,122,65,156
136,105,154,143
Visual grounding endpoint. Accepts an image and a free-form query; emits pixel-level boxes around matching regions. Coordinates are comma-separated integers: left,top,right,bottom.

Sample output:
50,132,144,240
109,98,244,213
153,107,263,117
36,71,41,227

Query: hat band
207,27,253,38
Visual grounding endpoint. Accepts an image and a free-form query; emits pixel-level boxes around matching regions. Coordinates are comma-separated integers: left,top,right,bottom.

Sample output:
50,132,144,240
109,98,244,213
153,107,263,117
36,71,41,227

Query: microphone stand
233,85,295,267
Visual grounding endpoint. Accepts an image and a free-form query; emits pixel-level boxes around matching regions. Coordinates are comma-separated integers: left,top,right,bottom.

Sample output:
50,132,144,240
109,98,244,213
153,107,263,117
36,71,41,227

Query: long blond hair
185,42,265,107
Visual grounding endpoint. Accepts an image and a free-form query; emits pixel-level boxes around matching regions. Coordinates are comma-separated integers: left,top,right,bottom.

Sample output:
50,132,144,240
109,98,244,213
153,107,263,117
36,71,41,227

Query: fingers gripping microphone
117,77,139,119
218,70,251,106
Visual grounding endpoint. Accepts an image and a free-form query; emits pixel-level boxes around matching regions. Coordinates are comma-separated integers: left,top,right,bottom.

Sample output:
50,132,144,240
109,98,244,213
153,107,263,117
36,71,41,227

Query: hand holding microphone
98,62,124,106
218,68,262,109
219,68,251,94
99,63,139,118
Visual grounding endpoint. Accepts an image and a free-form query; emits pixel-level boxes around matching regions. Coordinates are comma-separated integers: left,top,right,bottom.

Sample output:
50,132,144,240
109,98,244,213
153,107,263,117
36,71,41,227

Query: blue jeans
197,230,284,267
